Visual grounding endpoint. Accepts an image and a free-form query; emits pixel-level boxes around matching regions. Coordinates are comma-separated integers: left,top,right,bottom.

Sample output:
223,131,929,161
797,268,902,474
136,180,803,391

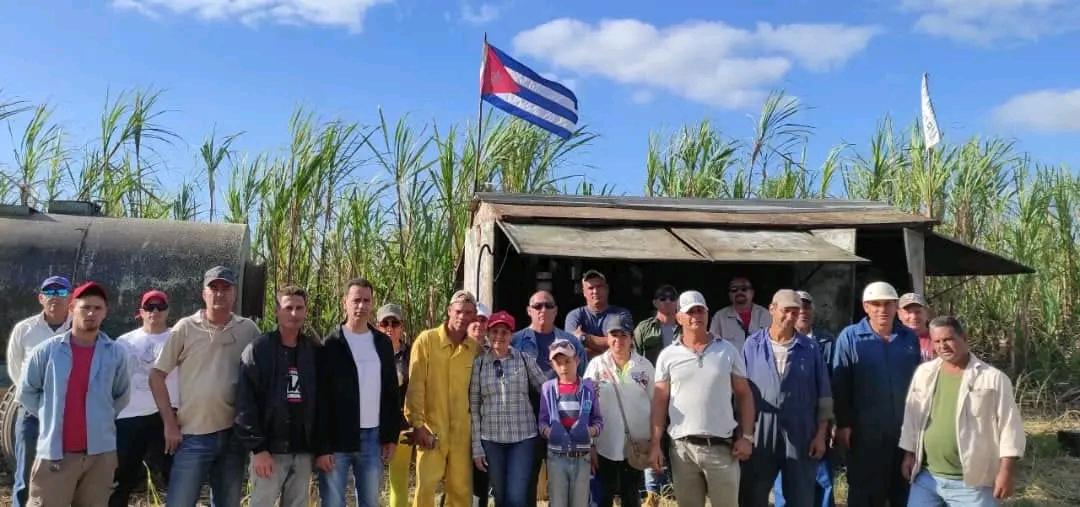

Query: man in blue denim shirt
740,289,832,506
20,281,130,506
512,290,586,378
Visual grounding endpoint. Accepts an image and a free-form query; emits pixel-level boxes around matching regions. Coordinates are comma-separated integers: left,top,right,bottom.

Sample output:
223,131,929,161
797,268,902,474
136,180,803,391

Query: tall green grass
1,88,1076,406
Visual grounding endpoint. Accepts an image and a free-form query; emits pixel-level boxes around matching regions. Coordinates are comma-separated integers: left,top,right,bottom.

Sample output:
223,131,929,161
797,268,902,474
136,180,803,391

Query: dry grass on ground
1,411,1078,506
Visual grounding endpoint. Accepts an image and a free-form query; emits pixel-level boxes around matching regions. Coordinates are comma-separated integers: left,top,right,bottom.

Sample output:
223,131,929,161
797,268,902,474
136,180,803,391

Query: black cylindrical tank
0,208,265,384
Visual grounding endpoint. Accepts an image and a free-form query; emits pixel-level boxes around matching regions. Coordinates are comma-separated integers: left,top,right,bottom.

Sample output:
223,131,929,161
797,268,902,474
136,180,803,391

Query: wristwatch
741,432,755,443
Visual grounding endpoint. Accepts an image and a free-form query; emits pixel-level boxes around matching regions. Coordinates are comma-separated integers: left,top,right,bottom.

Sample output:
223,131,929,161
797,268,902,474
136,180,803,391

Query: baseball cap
476,302,491,319
653,284,678,300
862,281,899,302
603,313,634,334
582,269,606,282
40,275,72,291
487,311,516,330
771,289,802,309
203,266,237,286
796,290,814,305
899,293,928,308
140,289,169,306
448,290,477,307
549,339,577,360
678,290,708,313
71,281,108,303
376,303,404,322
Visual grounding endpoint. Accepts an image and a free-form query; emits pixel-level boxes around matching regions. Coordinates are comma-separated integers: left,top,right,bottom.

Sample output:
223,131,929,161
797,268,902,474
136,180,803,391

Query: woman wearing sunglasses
377,303,413,507
111,289,179,507
469,311,545,507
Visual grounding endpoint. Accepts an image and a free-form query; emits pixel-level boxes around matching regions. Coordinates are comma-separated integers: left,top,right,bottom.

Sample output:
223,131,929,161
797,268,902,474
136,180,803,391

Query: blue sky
2,1,1079,197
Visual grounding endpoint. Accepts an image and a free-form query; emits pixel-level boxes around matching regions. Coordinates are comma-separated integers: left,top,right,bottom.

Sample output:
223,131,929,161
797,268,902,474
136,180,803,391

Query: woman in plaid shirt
469,311,545,507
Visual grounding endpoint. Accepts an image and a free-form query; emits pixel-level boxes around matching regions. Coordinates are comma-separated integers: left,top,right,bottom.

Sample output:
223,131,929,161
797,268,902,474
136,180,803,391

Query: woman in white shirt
584,314,655,507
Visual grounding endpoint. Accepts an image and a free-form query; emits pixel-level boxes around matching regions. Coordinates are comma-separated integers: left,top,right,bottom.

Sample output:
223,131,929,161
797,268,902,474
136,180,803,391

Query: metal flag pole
474,33,488,195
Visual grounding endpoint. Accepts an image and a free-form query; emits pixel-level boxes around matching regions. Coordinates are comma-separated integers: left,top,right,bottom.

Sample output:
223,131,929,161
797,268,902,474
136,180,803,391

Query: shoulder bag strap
605,358,634,440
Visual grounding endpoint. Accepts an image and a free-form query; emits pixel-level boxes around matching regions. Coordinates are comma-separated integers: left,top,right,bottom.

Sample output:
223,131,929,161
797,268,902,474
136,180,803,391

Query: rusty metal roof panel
497,222,706,261
671,228,870,263
925,232,1034,276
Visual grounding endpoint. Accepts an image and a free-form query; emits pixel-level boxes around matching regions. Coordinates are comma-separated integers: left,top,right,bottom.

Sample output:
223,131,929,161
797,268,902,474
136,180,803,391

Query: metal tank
0,202,266,465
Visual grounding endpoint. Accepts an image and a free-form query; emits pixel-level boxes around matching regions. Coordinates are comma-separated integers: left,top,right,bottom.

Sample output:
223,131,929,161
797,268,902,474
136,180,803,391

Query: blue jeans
13,408,38,507
547,452,592,507
908,470,997,507
774,456,835,507
482,437,536,507
318,427,382,507
166,430,248,507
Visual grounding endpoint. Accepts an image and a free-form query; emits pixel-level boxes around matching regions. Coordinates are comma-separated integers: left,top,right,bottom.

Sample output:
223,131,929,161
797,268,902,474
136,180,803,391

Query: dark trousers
846,436,909,507
527,437,547,506
596,455,643,507
110,413,172,507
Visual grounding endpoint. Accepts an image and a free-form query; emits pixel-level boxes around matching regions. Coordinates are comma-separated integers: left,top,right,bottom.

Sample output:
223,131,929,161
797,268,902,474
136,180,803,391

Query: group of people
3,266,1026,507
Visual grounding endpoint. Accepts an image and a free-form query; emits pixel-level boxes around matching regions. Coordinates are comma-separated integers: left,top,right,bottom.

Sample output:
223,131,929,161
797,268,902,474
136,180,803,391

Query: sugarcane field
3,3,1080,506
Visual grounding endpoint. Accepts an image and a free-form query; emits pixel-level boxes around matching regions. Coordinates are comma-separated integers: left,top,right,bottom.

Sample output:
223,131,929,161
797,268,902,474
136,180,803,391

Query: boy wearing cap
898,293,935,362
406,290,482,507
316,278,401,507
650,290,755,507
832,281,920,506
539,339,603,507
585,314,653,507
20,281,131,506
111,289,179,507
565,270,633,358
470,310,545,507
740,289,832,507
151,265,261,507
6,275,72,507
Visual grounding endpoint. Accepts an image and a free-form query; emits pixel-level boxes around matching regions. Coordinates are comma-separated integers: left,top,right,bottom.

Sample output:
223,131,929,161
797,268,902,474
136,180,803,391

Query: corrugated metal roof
671,228,868,263
925,232,1034,276
475,192,936,229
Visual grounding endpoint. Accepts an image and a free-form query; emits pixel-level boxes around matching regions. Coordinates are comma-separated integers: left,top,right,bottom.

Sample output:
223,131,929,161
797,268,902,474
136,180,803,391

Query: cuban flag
480,43,579,139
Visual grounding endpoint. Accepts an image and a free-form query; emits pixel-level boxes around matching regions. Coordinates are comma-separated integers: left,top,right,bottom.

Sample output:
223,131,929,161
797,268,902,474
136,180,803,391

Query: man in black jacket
235,286,319,507
315,277,402,507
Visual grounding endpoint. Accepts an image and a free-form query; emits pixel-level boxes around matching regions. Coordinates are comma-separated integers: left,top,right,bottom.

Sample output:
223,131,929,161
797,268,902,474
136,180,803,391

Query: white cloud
631,90,654,104
111,0,391,32
901,0,1080,45
461,3,499,25
512,18,878,109
993,89,1080,132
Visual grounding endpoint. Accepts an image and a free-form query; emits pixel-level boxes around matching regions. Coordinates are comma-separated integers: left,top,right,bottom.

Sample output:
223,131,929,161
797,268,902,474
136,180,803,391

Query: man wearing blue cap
5,275,72,507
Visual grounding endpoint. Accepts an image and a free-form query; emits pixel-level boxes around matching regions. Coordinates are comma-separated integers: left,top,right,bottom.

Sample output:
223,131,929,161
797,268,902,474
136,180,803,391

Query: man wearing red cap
110,289,179,507
19,281,131,506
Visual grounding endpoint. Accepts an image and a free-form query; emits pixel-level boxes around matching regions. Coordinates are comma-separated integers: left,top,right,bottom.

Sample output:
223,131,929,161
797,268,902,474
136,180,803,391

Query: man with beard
709,276,771,352
832,282,920,506
21,281,130,505
6,275,72,507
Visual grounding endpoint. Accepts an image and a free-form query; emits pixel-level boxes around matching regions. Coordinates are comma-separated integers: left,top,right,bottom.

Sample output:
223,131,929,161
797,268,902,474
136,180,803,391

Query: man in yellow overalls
406,290,480,507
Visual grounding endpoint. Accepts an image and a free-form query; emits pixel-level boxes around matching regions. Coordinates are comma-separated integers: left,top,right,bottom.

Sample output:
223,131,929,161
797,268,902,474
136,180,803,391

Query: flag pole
474,33,488,195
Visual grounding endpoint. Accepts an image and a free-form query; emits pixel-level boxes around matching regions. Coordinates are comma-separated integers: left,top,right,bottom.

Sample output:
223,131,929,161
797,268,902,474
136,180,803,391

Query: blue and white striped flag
480,43,578,139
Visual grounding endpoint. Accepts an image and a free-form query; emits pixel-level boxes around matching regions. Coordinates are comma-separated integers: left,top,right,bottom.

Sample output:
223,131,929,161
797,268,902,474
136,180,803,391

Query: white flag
921,73,941,149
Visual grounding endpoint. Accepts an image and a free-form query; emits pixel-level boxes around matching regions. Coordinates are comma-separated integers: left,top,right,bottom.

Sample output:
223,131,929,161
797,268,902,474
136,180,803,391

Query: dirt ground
1,411,1077,506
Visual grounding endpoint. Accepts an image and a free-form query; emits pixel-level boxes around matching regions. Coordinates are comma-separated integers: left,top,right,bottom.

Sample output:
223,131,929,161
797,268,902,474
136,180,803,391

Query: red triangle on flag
481,45,521,95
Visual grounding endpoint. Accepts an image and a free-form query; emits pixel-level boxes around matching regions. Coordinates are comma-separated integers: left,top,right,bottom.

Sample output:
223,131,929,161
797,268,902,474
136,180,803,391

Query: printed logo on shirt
631,371,649,389
287,367,302,403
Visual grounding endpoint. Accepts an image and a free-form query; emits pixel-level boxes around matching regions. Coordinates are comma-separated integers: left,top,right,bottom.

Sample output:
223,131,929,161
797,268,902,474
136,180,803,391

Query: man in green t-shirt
899,316,1026,506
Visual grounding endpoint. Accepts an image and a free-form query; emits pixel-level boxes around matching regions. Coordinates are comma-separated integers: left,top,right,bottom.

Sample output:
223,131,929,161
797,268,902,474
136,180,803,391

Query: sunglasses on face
41,288,70,298
729,286,752,293
493,359,504,378
142,302,169,312
530,302,556,310
380,319,403,329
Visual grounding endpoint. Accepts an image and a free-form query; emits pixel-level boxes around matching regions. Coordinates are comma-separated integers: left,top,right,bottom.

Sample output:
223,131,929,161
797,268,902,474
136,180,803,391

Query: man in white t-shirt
315,278,401,507
111,289,179,507
650,290,756,507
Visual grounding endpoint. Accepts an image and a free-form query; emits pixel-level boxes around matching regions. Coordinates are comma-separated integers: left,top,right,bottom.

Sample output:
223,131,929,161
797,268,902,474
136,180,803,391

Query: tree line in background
1,89,1077,408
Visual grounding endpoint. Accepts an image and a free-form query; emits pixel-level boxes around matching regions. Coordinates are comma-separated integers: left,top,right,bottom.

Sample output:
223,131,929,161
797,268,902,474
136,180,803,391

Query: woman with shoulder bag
469,311,545,507
584,314,655,507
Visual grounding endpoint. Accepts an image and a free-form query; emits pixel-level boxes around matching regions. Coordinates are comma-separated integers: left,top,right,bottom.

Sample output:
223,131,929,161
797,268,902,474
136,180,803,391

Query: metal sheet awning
925,231,1034,276
497,222,869,263
671,228,869,263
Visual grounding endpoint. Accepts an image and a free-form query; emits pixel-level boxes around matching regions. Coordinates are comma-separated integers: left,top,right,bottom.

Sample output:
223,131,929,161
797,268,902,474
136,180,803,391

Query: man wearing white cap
649,290,755,507
898,293,935,362
832,281,920,506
